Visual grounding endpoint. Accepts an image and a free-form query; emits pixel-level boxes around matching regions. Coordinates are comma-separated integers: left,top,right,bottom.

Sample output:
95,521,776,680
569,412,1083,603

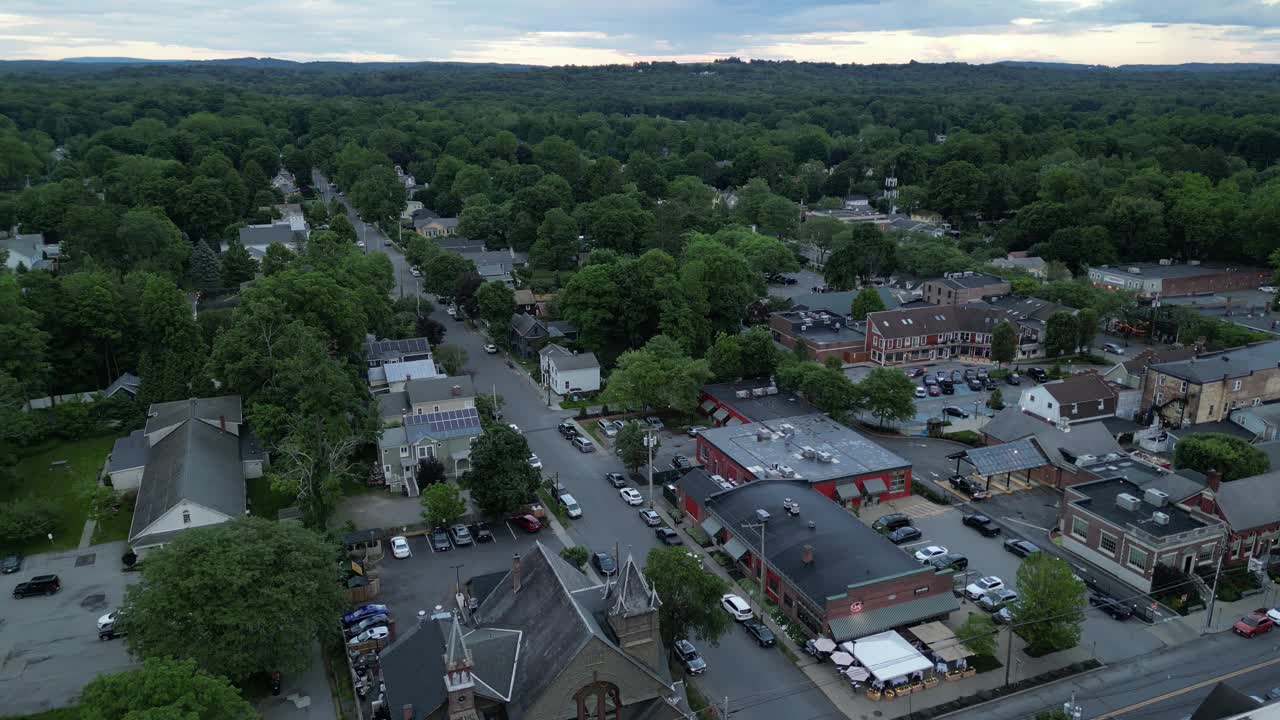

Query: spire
445,612,471,672
442,613,480,720
610,551,660,618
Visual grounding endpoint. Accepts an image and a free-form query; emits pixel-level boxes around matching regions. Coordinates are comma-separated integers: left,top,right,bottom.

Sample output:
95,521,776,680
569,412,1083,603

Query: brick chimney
801,545,815,565
451,384,462,397
401,706,414,720
511,553,521,593
1200,469,1223,514
1206,469,1222,492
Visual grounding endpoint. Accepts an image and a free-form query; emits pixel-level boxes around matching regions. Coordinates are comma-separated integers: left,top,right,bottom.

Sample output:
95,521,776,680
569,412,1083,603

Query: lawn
5,435,116,553
246,476,295,520
91,501,135,544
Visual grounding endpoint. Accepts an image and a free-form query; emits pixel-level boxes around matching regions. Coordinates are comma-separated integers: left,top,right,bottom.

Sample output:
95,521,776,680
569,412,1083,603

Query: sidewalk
256,640,338,720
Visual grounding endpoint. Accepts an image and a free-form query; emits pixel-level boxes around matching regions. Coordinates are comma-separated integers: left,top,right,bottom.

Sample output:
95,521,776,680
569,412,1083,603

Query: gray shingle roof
867,303,1006,340
129,416,245,545
144,396,243,435
539,344,599,371
406,376,476,406
981,406,1033,443
108,429,148,474
984,295,1070,323
1150,340,1280,384
929,271,1006,290
377,391,410,420
238,223,294,246
103,372,141,398
1042,373,1115,405
379,616,449,720
1214,471,1280,530
511,312,545,338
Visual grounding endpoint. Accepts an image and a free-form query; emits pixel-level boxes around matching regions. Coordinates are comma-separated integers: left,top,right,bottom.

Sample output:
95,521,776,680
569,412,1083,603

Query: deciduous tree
645,546,732,645
79,657,257,720
600,335,712,413
462,426,540,516
849,287,886,319
421,482,467,527
475,281,515,330
1011,553,1086,655
991,321,1017,368
1174,433,1270,482
616,421,658,474
857,367,917,428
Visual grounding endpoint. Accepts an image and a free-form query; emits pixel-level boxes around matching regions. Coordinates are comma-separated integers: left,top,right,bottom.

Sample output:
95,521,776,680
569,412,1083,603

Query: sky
3,1,1280,66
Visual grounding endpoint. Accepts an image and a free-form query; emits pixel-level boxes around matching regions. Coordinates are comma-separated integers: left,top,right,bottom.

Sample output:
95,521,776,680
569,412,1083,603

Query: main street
326,176,844,720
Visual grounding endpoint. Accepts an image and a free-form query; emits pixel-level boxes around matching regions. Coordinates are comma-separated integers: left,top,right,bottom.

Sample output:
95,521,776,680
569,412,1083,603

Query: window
1127,546,1148,571
1208,405,1215,417
417,446,429,459
1098,400,1105,410
1048,402,1054,409
1180,381,1188,393
574,682,621,720
383,464,392,475
889,470,907,493
433,405,440,412
1198,544,1214,562
767,575,779,593
415,407,423,415
1099,533,1118,554
1071,516,1088,540
182,509,191,524
783,593,793,608
399,446,409,458
1071,403,1078,415
1155,392,1164,404
1255,398,1263,407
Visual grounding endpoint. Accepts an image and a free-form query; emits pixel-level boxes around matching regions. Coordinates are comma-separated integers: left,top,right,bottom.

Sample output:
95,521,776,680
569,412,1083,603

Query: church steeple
607,552,663,673
442,613,480,720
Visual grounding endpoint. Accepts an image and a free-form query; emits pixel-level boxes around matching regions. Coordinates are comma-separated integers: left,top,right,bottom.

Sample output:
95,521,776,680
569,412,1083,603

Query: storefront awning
836,483,861,500
827,592,960,642
700,399,717,413
722,537,749,561
862,478,888,496
700,516,724,537
712,408,730,421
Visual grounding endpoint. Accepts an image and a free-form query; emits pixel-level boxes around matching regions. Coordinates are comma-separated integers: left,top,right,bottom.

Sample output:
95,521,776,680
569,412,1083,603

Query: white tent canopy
853,631,933,683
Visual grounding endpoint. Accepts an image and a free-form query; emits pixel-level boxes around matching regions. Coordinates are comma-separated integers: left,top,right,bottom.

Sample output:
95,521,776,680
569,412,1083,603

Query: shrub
559,546,589,570
0,496,60,544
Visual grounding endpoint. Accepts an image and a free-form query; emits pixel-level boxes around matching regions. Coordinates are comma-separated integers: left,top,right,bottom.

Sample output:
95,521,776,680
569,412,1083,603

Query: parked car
1006,373,1022,386
1089,592,1134,620
12,574,59,599
940,379,955,395
619,488,644,506
509,514,542,533
450,524,474,545
936,371,948,382
98,609,127,640
348,626,391,645
993,607,1015,625
721,594,753,621
915,386,927,398
673,639,708,674
410,267,422,277
872,513,912,533
979,588,1019,612
1027,367,1048,382
1003,538,1040,557
1267,607,1280,624
471,521,494,542
591,552,618,576
924,375,938,386
483,344,498,354
655,527,683,545
0,552,22,574
963,514,1001,537
606,472,628,488
430,527,452,551
507,423,521,433
639,509,661,526
965,576,1005,600
928,553,969,572
1103,343,1125,356
743,620,776,647
598,419,620,437
687,426,708,437
1235,610,1275,638
907,368,926,378
966,378,983,391
345,614,389,638
671,455,692,470
390,536,411,558
887,526,922,544
949,475,990,500
984,378,998,391
928,384,941,397
913,545,949,563
646,416,665,430
558,421,578,438
342,604,389,626
572,436,595,453
558,494,583,519
942,406,969,419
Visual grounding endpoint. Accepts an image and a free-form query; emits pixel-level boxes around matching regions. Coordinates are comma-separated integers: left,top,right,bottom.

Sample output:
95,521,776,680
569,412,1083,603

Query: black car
558,422,578,439
605,472,628,488
983,378,998,391
962,514,1001,537
963,368,977,380
1006,373,1022,386
872,513,912,533
887,526,922,544
942,406,969,419
940,379,955,394
13,574,60,598
671,455,691,470
592,552,618,576
655,527,684,546
1003,538,1040,558
1089,592,1134,620
743,620,776,647
949,475,990,500
928,553,969,572
673,639,708,675
430,527,452,552
967,378,983,391
471,521,495,542
0,552,22,574
1027,367,1048,382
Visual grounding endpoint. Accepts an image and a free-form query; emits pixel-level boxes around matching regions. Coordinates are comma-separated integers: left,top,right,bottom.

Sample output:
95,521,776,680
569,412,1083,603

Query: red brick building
695,414,911,506
865,304,1005,366
1087,263,1270,299
698,380,821,427
768,308,870,365
1191,469,1280,567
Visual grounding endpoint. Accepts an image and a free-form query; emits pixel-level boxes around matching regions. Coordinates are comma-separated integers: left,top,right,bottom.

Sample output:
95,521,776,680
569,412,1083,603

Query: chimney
1200,469,1223,514
402,706,414,720
219,415,226,432
511,553,522,593
801,545,815,565
451,384,462,397
1206,469,1222,492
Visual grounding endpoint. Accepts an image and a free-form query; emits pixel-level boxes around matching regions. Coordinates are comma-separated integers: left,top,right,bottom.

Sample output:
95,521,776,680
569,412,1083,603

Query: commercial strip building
921,271,1010,306
865,303,1004,366
1087,262,1269,299
676,474,958,641
698,380,821,426
768,307,869,365
695,414,912,505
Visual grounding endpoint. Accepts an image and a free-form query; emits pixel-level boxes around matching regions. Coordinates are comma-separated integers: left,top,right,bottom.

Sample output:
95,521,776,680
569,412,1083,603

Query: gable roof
406,376,476,406
144,396,243,435
379,614,449,720
404,408,482,444
539,344,599,371
383,359,443,384
103,372,141,398
1214,470,1280,530
927,271,1006,290
1122,347,1198,374
511,312,545,337
129,416,245,545
108,429,149,474
238,222,294,246
377,391,410,420
984,295,1070,324
1032,421,1126,468
982,406,1032,442
866,303,1006,340
1042,373,1116,405
1151,340,1280,384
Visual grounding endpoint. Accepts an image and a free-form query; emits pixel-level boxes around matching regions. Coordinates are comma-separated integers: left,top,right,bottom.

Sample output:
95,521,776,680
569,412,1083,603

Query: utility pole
742,521,767,614
1003,626,1015,687
450,563,464,597
646,429,657,508
1203,542,1227,634
722,696,730,719
1063,691,1083,720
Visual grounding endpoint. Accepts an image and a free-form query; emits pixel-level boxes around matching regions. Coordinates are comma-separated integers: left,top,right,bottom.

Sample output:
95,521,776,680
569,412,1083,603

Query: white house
1,232,48,270
539,343,600,396
1019,373,1118,427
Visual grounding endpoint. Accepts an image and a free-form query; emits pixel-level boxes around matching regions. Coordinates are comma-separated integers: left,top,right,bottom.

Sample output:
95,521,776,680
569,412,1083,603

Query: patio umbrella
815,638,837,653
844,666,870,682
830,651,855,666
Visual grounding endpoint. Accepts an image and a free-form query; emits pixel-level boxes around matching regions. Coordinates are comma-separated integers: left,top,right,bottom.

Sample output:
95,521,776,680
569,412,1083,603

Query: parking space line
505,522,518,540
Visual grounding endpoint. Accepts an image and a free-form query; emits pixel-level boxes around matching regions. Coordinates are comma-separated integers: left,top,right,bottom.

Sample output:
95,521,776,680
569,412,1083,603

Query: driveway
0,541,138,715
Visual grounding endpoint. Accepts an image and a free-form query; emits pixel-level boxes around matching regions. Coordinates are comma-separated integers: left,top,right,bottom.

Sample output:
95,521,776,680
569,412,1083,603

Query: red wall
695,437,913,502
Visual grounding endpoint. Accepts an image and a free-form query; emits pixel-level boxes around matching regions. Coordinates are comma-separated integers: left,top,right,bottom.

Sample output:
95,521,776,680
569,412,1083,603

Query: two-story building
1059,476,1225,592
676,474,958,641
695,414,911,506
984,295,1073,360
1088,262,1270,299
768,308,868,365
1020,373,1118,426
1175,469,1280,568
364,336,436,370
539,343,601,396
698,380,821,427
1102,347,1198,389
377,375,476,426
865,304,1005,366
1141,340,1280,426
378,407,482,494
922,271,1010,306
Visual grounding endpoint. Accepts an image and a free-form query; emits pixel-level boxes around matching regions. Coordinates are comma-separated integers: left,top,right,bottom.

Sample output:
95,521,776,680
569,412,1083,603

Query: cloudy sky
3,1,1280,66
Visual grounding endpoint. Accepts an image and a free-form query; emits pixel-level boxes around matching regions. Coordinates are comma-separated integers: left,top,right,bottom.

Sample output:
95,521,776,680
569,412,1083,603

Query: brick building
865,304,1005,366
1190,469,1280,567
977,408,1128,490
695,414,911,505
1059,476,1225,592
768,308,869,364
676,474,958,641
1141,340,1280,426
922,271,1010,305
698,380,820,426
1087,262,1270,299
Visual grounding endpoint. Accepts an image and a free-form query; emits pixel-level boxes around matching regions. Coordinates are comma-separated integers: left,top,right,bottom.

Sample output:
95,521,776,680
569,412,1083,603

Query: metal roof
1150,340,1280,384
963,438,1050,476
698,414,910,484
722,537,749,561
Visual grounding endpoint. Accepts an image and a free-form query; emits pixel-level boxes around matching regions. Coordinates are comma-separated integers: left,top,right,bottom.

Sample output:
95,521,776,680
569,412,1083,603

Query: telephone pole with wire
741,520,767,614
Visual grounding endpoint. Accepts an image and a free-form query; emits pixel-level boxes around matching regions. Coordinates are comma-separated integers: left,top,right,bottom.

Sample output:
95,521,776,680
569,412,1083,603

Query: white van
559,493,583,518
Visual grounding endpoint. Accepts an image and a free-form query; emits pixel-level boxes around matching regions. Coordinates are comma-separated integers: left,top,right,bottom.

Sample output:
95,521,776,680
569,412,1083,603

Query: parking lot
0,541,138,715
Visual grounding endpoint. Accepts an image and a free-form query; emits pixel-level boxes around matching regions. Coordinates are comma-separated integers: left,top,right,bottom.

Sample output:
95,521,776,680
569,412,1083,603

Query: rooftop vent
801,446,817,459
1144,488,1169,507
783,498,800,516
778,464,797,478
756,427,772,442
801,544,815,565
1116,493,1142,511
765,386,779,396
736,390,750,399
1152,511,1170,526
816,451,834,463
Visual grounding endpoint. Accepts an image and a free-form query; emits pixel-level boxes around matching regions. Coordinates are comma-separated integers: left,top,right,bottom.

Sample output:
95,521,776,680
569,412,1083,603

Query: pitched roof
545,320,577,338
129,417,245,545
539,344,599,371
612,553,660,618
1150,340,1280,384
927,271,1006,290
377,391,410,420
983,295,1070,323
406,376,476,406
512,289,536,306
1214,471,1280,530
511,312,545,337
379,615,449,720
404,408,482,444
103,372,141,398
1032,421,1126,468
866,303,1006,340
238,222,294,246
365,336,433,362
384,359,443,384
144,396,243,435
108,429,148,474
1042,373,1116,405
982,406,1032,442
1122,347,1198,374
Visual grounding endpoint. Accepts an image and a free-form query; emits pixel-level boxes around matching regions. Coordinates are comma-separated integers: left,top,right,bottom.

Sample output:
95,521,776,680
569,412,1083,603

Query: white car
97,610,119,631
598,419,620,437
508,423,520,433
356,240,366,249
1267,607,1280,624
1261,286,1278,294
913,545,949,563
390,536,411,558
914,386,927,398
528,454,542,470
484,344,498,354
619,488,643,506
410,267,421,277
348,626,390,645
721,593,753,621
965,576,1004,600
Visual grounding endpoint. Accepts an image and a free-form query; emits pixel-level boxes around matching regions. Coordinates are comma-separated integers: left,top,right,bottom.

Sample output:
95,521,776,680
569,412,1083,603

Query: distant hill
997,60,1280,73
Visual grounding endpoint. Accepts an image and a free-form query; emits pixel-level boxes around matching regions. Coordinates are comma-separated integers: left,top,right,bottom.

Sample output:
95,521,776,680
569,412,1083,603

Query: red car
927,384,941,397
1233,610,1274,638
509,514,542,533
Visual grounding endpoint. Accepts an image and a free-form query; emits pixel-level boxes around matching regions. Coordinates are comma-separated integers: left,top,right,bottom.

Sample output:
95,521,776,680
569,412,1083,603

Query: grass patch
943,430,982,446
246,476,295,520
537,489,570,524
969,653,1002,673
91,501,134,544
680,668,717,719
5,435,115,553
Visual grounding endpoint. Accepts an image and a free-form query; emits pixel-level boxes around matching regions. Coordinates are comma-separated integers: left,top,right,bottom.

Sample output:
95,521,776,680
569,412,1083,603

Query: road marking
1094,654,1280,719
1001,516,1052,533
929,471,939,477
505,522,518,540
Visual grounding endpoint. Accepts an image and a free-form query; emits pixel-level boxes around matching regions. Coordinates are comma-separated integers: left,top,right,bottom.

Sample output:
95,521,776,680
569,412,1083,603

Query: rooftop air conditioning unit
1152,511,1170,526
780,424,796,435
817,451,834,463
1144,488,1169,507
783,498,800,516
778,464,797,478
800,446,817,459
1116,493,1142,511
751,388,767,397
756,427,773,442
736,390,750,399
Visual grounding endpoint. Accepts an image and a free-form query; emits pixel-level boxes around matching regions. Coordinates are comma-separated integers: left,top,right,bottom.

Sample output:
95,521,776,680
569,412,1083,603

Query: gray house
511,312,549,359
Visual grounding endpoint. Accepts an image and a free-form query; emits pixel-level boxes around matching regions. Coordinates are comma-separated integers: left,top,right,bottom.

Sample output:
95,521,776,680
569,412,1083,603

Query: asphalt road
313,171,418,298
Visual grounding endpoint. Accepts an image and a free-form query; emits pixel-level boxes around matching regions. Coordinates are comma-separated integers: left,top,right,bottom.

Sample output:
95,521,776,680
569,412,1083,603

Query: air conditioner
736,390,750,399
1144,488,1169,507
817,451,834,463
1116,493,1141,511
1152,511,1170,526
765,387,779,396
778,464,797,478
751,388,767,397
800,446,817,459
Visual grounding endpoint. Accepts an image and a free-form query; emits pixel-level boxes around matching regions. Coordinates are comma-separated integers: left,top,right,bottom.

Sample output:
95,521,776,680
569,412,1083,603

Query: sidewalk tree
1074,307,1099,354
988,387,1005,410
848,287,886,320
956,612,997,658
560,546,590,571
1173,432,1269,482
461,426,540,516
1011,553,1086,655
600,335,712,413
991,320,1017,367
857,367,917,429
475,281,515,329
421,482,467,527
644,546,732,645
118,517,342,682
616,422,658,473
434,344,468,375
79,657,257,720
